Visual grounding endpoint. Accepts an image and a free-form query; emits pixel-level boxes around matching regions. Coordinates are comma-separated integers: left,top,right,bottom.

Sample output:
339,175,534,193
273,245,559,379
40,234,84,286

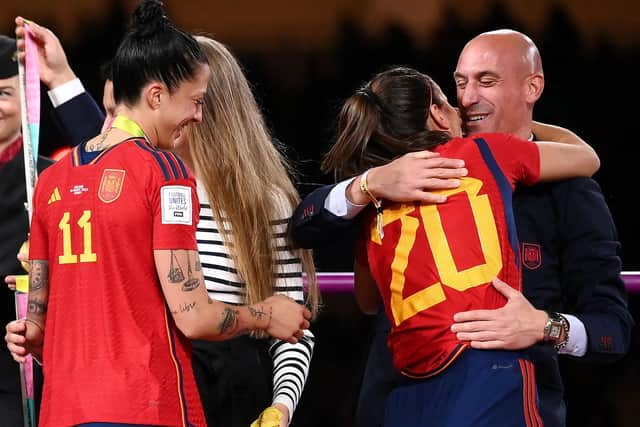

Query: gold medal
19,240,30,272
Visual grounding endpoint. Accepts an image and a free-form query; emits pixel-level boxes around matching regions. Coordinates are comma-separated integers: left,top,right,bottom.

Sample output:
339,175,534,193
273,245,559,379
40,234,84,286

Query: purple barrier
622,272,640,294
314,272,640,294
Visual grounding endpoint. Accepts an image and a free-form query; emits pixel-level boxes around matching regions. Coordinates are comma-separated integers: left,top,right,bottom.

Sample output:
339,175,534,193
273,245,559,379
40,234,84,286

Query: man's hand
451,278,548,350
15,16,76,89
6,252,29,291
261,296,311,344
347,151,467,205
5,275,17,292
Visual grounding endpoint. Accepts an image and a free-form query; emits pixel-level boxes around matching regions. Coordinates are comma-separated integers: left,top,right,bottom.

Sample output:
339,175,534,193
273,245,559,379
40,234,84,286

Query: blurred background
1,1,638,426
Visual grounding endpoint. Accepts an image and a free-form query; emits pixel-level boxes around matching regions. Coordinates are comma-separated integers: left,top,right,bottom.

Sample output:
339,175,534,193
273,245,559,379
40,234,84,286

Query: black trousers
192,336,273,427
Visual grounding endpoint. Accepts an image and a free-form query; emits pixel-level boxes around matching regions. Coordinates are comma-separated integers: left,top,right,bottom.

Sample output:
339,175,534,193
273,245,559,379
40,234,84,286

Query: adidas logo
48,187,61,204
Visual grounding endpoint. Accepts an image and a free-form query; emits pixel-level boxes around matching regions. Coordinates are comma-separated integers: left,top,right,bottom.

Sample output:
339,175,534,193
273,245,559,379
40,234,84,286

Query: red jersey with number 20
363,133,540,378
29,139,205,427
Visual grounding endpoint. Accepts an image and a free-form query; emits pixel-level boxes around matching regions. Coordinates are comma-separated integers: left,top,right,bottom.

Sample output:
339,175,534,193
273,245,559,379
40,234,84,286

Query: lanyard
111,115,147,138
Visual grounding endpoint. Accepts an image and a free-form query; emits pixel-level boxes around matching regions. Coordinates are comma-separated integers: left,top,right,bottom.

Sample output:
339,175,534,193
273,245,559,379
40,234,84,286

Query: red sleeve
150,174,200,251
484,133,540,187
28,178,49,261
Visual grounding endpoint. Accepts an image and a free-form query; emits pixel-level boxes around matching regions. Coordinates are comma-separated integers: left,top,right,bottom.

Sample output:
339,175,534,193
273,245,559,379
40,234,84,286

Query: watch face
550,324,562,339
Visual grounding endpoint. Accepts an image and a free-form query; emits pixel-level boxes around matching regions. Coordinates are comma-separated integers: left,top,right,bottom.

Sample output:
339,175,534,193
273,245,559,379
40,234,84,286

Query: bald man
289,30,632,426
450,30,632,425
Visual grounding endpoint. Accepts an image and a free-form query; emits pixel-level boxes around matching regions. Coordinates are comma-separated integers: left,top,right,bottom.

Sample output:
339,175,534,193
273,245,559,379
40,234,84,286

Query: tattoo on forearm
248,305,267,320
168,250,185,283
219,307,239,334
29,260,49,291
28,298,48,315
195,259,202,271
248,304,273,329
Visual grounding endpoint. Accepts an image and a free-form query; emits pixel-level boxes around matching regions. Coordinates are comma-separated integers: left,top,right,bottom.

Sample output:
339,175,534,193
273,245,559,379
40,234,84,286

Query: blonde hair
187,35,318,318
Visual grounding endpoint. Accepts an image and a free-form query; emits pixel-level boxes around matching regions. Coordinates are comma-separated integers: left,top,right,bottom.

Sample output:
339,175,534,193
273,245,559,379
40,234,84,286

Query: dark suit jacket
289,178,634,427
50,91,104,145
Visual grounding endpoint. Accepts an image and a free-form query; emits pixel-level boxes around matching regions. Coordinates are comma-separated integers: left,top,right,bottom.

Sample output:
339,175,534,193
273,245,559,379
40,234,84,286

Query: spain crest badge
522,242,542,270
98,169,126,203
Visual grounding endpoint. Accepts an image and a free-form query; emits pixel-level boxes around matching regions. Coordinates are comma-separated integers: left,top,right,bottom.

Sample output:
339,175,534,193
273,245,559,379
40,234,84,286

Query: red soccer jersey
29,139,205,427
363,133,540,378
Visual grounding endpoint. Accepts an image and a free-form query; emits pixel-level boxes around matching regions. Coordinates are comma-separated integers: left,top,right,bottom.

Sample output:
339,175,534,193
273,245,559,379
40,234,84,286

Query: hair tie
357,86,381,108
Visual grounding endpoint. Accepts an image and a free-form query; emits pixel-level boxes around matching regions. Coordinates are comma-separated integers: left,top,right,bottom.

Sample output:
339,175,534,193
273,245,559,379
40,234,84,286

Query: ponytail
322,89,381,179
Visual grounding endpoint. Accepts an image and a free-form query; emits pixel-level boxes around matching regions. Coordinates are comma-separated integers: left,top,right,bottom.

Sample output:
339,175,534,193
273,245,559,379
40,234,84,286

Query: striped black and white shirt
195,183,314,418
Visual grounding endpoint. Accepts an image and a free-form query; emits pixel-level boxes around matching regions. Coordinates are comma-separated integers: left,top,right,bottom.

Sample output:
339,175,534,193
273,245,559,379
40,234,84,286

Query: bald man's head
454,29,545,140
473,29,543,75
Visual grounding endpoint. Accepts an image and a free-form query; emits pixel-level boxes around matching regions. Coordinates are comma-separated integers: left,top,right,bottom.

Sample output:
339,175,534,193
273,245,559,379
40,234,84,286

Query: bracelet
24,317,45,334
359,169,380,205
359,170,384,239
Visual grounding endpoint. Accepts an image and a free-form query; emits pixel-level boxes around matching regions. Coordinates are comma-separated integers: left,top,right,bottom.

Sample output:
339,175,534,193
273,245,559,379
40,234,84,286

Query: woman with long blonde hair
175,36,318,427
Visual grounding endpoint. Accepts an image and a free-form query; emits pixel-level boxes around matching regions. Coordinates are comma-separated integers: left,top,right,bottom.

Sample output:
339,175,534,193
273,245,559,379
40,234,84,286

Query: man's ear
525,73,544,104
143,82,164,110
427,103,450,131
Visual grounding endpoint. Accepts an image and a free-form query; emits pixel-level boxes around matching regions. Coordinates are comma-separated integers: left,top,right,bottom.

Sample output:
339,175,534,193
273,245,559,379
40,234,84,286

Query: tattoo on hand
28,298,47,315
219,307,239,334
30,260,49,291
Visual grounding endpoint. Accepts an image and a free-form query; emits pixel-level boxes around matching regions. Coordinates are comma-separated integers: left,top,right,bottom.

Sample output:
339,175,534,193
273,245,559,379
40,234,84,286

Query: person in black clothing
289,29,633,427
0,34,47,426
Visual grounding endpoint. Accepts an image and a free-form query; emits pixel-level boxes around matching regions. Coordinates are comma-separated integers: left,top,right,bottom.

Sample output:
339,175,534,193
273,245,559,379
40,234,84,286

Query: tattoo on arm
182,277,200,292
181,251,200,291
29,260,49,291
179,301,196,313
168,250,185,283
248,304,273,330
28,298,48,315
167,250,200,291
195,259,202,271
248,305,268,321
219,307,239,334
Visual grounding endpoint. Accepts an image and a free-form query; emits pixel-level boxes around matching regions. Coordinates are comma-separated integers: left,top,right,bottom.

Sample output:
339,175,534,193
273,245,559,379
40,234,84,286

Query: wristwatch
543,311,570,350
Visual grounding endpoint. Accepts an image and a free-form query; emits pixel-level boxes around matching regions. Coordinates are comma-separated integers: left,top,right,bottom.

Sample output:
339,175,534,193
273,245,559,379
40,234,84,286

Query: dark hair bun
130,0,170,39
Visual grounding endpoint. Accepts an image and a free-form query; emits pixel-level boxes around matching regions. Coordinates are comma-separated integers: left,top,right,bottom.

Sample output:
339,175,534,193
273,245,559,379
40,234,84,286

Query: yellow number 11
59,210,97,264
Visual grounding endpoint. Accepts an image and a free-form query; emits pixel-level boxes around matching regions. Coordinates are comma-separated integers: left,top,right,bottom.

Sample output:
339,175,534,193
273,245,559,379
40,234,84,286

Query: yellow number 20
58,210,98,264
371,178,502,326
